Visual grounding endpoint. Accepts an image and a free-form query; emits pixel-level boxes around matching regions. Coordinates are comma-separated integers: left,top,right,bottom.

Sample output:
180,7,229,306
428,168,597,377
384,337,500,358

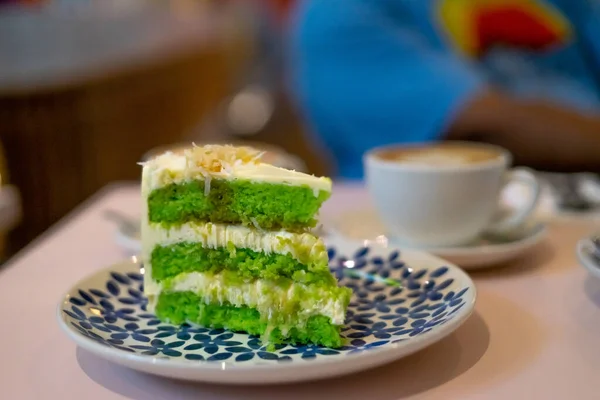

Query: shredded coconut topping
204,175,212,196
250,217,265,233
185,144,264,174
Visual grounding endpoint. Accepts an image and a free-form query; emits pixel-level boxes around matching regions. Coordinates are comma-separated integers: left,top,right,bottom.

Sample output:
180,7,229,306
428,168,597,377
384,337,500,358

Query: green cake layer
157,270,352,314
155,291,344,348
150,242,335,285
147,180,330,230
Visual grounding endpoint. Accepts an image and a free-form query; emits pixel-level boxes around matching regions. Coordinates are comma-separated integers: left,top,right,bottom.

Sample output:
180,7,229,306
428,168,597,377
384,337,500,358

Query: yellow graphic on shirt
438,0,573,57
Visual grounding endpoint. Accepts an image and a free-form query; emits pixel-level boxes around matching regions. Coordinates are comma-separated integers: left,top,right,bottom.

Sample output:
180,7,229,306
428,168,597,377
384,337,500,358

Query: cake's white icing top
141,222,328,267
140,144,331,195
145,271,346,325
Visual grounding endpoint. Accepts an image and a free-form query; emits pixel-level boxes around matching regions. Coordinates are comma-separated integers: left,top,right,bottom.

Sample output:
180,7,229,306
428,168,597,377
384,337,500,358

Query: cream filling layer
145,271,347,325
141,153,332,196
141,222,328,267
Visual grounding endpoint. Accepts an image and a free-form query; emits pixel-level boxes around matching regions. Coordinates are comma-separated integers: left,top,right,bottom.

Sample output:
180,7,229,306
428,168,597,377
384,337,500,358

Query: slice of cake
141,145,351,348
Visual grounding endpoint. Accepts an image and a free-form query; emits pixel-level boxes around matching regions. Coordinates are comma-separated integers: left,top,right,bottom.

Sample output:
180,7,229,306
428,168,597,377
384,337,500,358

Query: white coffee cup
364,142,541,248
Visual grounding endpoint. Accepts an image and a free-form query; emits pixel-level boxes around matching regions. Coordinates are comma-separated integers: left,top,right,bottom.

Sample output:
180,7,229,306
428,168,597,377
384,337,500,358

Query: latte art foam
397,153,473,166
376,144,502,166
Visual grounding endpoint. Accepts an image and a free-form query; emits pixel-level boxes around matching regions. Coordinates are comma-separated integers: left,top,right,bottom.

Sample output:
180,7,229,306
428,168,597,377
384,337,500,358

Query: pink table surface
1,182,599,400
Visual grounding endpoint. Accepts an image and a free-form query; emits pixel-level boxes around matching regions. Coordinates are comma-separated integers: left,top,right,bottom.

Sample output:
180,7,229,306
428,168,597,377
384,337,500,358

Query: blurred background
0,0,326,259
1,0,600,261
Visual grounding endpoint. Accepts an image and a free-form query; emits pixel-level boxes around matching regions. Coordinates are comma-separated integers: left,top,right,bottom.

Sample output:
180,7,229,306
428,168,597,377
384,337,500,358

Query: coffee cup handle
485,168,541,235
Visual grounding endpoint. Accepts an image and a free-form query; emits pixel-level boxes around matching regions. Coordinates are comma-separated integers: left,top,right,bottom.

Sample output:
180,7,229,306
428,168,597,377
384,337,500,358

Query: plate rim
57,239,477,379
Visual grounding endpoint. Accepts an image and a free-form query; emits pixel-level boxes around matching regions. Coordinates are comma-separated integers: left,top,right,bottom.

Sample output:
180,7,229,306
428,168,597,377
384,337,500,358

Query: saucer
329,209,547,270
58,236,475,384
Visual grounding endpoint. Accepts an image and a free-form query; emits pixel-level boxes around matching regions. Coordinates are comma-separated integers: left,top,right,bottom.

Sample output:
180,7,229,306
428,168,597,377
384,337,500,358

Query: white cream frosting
141,222,327,267
140,145,331,196
145,271,346,325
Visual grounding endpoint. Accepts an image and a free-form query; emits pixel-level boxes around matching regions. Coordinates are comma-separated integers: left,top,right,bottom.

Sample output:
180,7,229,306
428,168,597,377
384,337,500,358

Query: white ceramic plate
329,209,547,270
58,236,476,384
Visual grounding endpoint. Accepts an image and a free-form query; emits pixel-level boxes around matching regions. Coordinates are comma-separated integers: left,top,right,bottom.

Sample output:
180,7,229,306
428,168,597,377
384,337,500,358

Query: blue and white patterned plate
57,237,476,384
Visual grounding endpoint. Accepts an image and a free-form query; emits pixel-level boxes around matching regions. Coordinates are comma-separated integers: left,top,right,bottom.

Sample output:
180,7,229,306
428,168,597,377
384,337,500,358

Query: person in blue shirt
288,0,600,179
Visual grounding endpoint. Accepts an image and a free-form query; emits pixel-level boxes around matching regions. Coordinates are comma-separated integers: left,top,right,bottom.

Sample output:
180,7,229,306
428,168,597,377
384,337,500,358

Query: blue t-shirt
288,0,600,179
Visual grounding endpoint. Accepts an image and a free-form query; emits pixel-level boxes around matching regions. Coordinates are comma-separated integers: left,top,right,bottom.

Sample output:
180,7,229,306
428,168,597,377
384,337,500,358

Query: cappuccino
365,142,540,247
376,143,503,167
